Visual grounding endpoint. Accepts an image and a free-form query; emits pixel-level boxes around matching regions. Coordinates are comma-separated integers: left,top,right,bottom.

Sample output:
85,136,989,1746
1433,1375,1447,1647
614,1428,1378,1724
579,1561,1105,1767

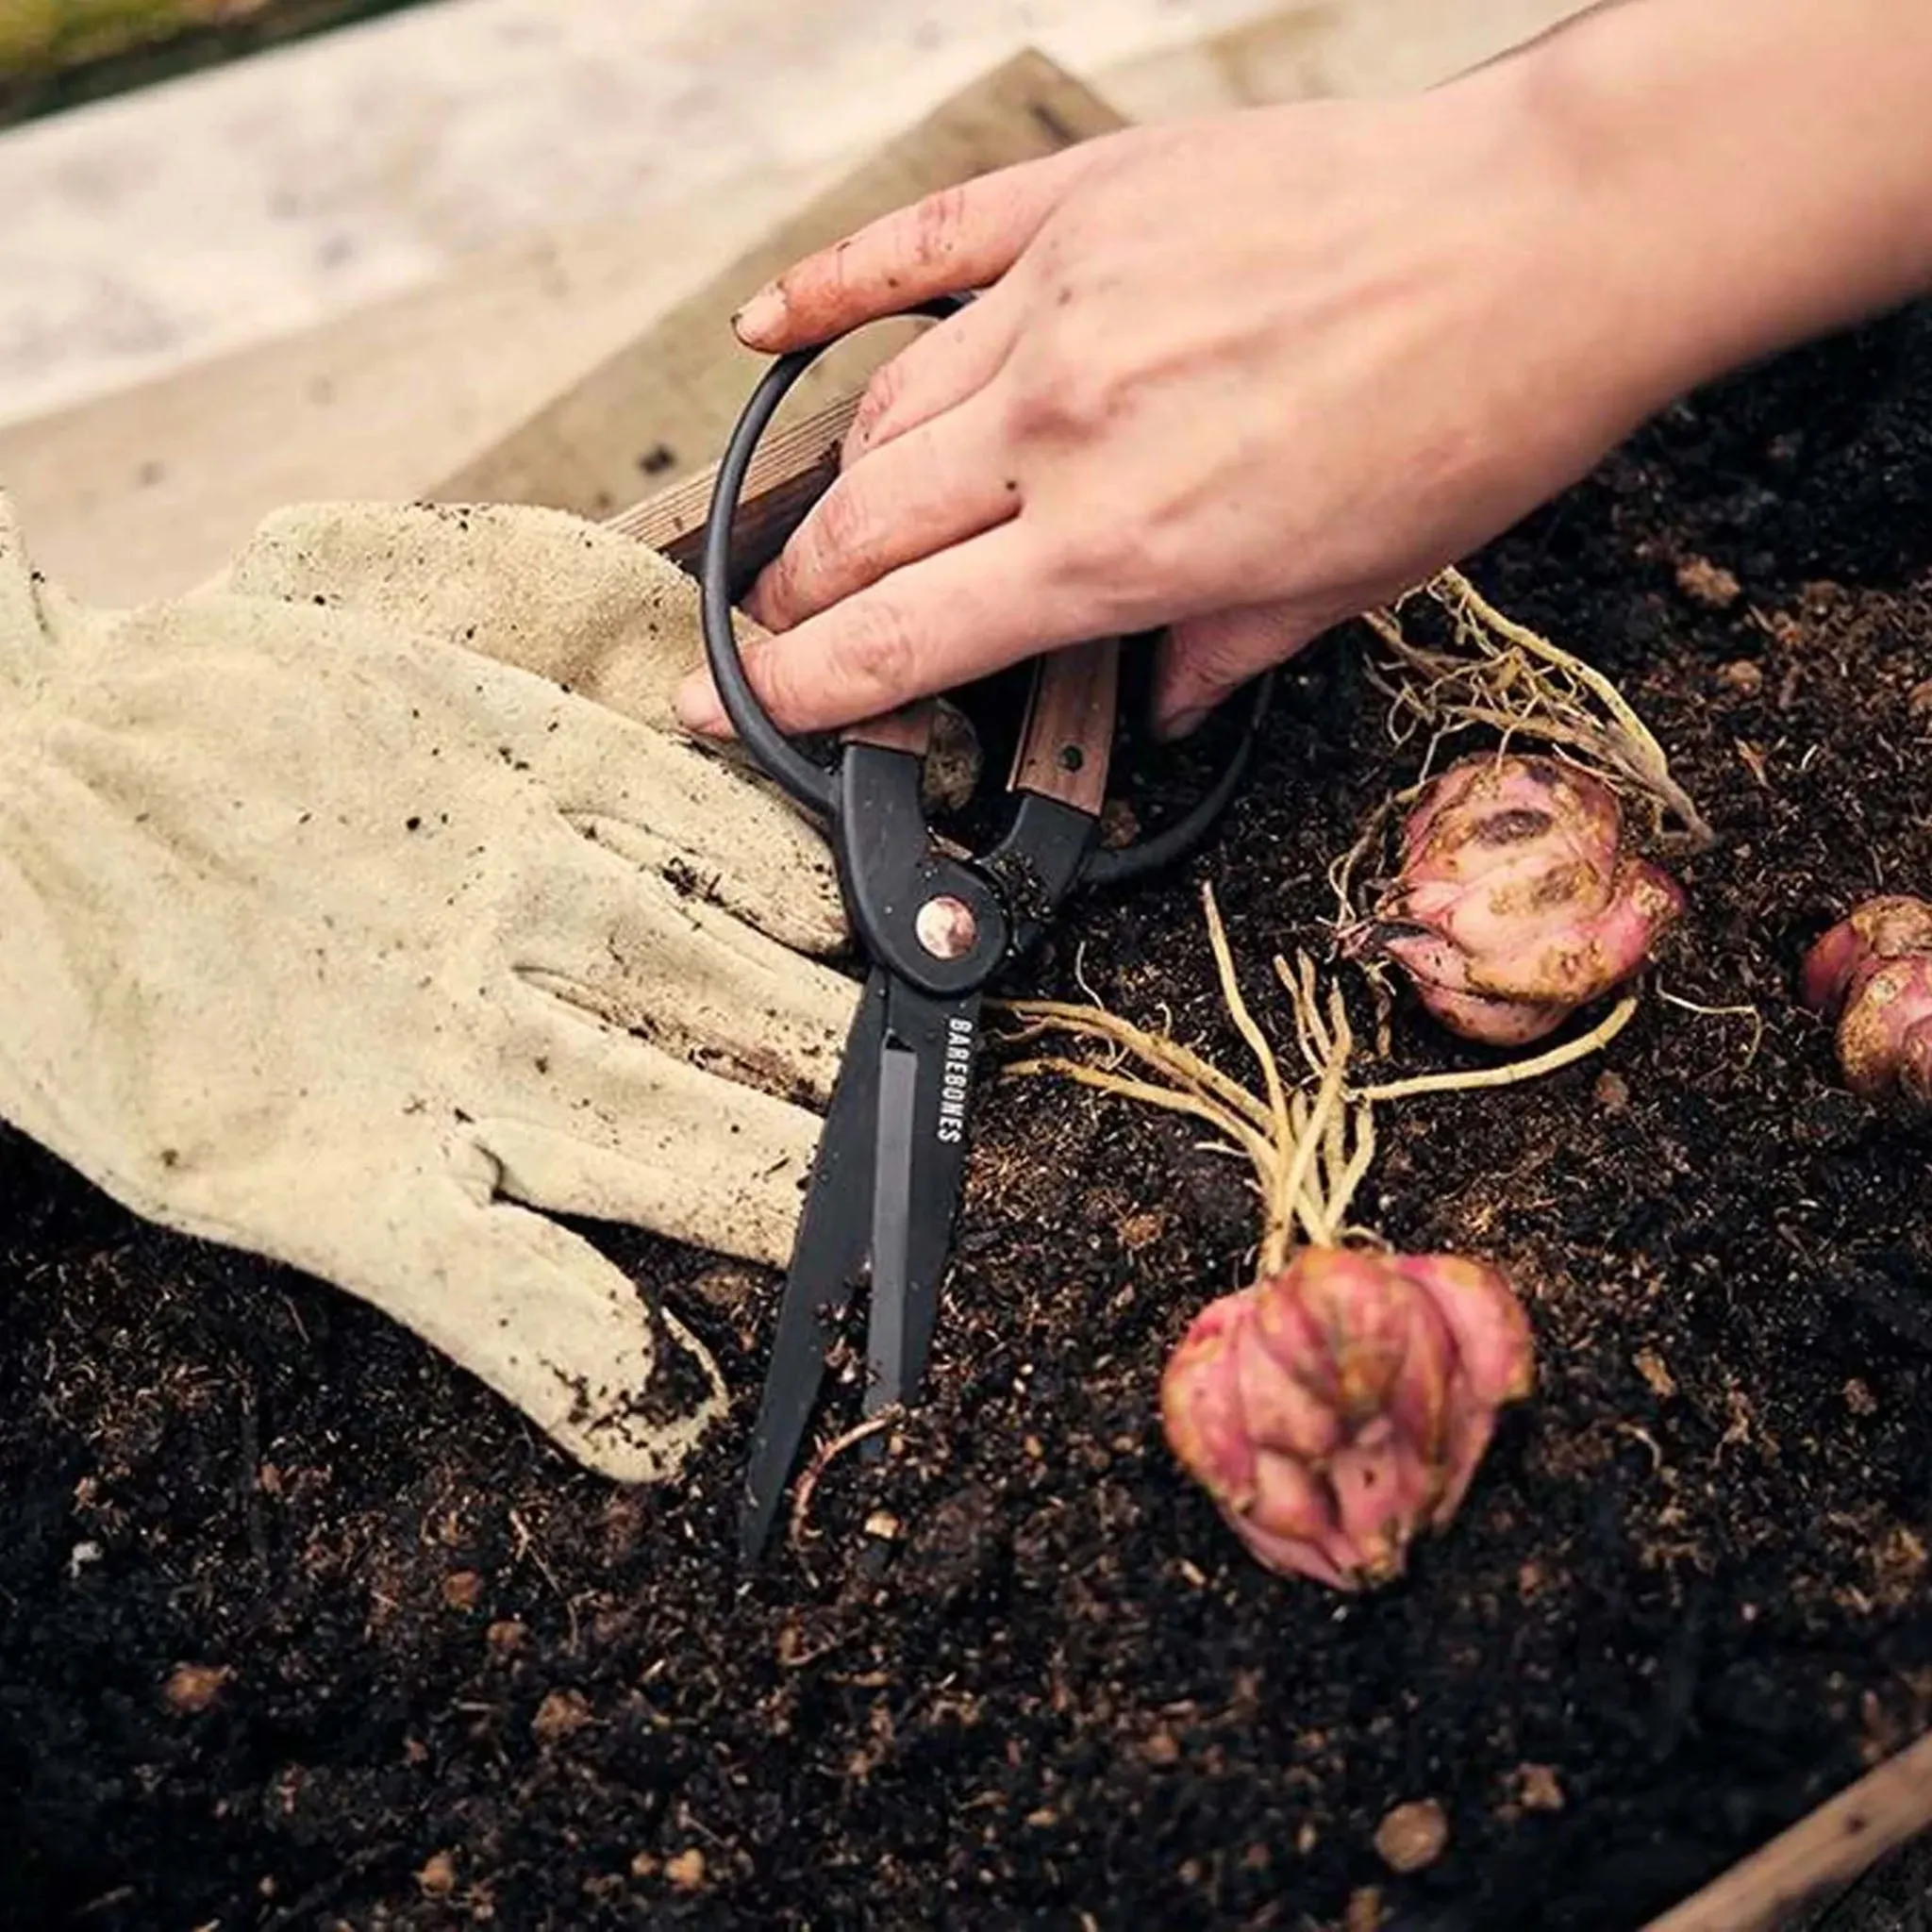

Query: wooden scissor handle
1007,639,1120,819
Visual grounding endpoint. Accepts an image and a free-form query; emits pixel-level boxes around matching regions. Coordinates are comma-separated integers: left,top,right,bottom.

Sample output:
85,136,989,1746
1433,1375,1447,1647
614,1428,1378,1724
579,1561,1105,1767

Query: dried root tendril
998,882,1634,1269
1002,886,1373,1267
1339,565,1713,922
1351,991,1639,1101
1654,982,1766,1068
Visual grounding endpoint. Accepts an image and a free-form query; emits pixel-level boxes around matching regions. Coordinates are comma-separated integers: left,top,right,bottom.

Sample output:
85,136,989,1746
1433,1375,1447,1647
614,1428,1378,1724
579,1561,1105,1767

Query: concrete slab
0,0,1590,606
0,0,1278,430
0,0,1588,433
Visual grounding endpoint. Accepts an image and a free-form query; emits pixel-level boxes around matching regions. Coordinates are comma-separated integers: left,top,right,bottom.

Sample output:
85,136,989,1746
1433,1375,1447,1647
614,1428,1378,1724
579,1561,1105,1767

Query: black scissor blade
862,1029,919,1418
863,980,983,1418
738,969,889,1563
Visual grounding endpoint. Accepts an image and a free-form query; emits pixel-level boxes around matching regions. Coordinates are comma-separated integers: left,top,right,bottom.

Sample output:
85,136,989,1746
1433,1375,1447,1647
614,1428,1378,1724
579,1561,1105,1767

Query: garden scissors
699,300,1270,1563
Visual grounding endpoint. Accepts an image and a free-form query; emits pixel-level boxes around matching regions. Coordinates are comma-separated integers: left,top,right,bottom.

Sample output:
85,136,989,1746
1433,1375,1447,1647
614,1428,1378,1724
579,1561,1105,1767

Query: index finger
732,135,1128,351
676,521,1099,737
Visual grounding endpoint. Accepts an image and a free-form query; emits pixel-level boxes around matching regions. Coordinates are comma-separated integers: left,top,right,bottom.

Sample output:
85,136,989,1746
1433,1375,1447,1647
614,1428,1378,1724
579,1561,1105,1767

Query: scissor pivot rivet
1058,744,1085,773
915,894,978,960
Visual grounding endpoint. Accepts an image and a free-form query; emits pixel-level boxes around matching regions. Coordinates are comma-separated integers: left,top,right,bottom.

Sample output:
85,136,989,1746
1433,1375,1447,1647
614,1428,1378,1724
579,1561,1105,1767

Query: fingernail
732,284,787,345
1152,704,1211,744
675,671,726,737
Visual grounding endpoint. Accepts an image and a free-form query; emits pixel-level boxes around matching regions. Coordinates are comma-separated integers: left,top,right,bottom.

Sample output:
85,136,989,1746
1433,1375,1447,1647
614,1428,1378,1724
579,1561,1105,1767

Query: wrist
1492,0,1932,412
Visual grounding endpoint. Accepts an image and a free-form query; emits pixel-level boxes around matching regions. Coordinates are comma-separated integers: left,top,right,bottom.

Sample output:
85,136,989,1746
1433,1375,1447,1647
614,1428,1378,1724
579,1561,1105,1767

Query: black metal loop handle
696,297,1271,875
1087,670,1272,888
699,299,965,819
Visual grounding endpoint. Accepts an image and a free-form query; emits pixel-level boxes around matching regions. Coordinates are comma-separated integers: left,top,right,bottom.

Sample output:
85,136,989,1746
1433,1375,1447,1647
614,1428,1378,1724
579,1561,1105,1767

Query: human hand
0,496,858,1484
675,73,1674,743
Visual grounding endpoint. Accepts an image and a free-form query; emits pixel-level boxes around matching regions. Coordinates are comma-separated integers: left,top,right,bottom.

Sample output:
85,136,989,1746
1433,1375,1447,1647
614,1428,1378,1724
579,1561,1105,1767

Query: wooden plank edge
604,391,858,584
1641,1728,1932,1932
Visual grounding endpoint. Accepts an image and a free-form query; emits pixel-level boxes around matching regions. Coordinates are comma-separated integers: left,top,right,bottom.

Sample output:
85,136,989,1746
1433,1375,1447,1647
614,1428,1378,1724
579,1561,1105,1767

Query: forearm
1484,0,1932,409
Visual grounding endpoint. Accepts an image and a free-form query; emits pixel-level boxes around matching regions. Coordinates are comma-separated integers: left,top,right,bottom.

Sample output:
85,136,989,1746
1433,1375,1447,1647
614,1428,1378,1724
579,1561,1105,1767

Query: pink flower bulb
1345,754,1685,1045
1800,895,1932,1116
1159,1247,1535,1590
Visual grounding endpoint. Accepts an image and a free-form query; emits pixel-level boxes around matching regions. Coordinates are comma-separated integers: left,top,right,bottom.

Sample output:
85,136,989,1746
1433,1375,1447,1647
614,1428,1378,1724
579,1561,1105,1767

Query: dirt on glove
4,301,1932,1932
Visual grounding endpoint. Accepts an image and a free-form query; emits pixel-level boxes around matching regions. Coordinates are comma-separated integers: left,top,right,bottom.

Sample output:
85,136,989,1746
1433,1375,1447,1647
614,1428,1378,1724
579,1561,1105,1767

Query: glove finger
216,500,714,733
349,1159,728,1484
478,1003,832,1264
0,491,57,691
516,700,848,958
507,815,859,1104
475,1091,816,1274
215,500,851,956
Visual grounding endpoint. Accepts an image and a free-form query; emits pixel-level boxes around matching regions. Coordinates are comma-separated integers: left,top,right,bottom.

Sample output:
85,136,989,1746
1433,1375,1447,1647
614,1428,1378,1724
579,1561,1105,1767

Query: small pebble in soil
441,1569,483,1609
1718,658,1766,696
1346,1887,1385,1932
1909,676,1932,721
1675,556,1743,608
1514,1762,1566,1812
689,1263,761,1314
531,1689,592,1742
664,1848,707,1890
416,1850,457,1897
1099,797,1141,849
1634,1350,1677,1400
1594,1070,1631,1114
485,1618,525,1655
1374,1799,1449,1874
161,1663,231,1715
1843,1377,1878,1415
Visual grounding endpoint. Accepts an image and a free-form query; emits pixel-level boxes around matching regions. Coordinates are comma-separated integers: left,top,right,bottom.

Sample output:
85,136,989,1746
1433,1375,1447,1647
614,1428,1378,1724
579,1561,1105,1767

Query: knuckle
826,599,921,708
1004,345,1125,441
1055,509,1153,600
1177,603,1314,702
1001,376,1059,442
847,358,907,452
761,482,880,623
751,548,803,627
1121,507,1201,592
820,232,870,304
774,230,868,328
743,639,806,729
909,183,972,267
808,481,884,577
1177,620,1265,691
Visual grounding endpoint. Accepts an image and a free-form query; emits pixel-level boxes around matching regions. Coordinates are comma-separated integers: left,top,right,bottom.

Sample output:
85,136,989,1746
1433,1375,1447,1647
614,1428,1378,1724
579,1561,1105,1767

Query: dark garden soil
6,304,1932,1932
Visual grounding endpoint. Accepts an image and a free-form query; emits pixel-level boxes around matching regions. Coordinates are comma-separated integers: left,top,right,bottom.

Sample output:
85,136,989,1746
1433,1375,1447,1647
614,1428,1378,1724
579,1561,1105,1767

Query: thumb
1150,601,1320,741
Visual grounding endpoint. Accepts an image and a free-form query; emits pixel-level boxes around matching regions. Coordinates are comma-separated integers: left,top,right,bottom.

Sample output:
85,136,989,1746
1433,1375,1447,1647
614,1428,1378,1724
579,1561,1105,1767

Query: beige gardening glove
0,492,861,1482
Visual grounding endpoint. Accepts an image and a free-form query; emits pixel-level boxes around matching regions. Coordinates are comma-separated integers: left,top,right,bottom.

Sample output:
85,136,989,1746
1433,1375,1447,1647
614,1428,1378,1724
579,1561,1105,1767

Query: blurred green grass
0,0,430,125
